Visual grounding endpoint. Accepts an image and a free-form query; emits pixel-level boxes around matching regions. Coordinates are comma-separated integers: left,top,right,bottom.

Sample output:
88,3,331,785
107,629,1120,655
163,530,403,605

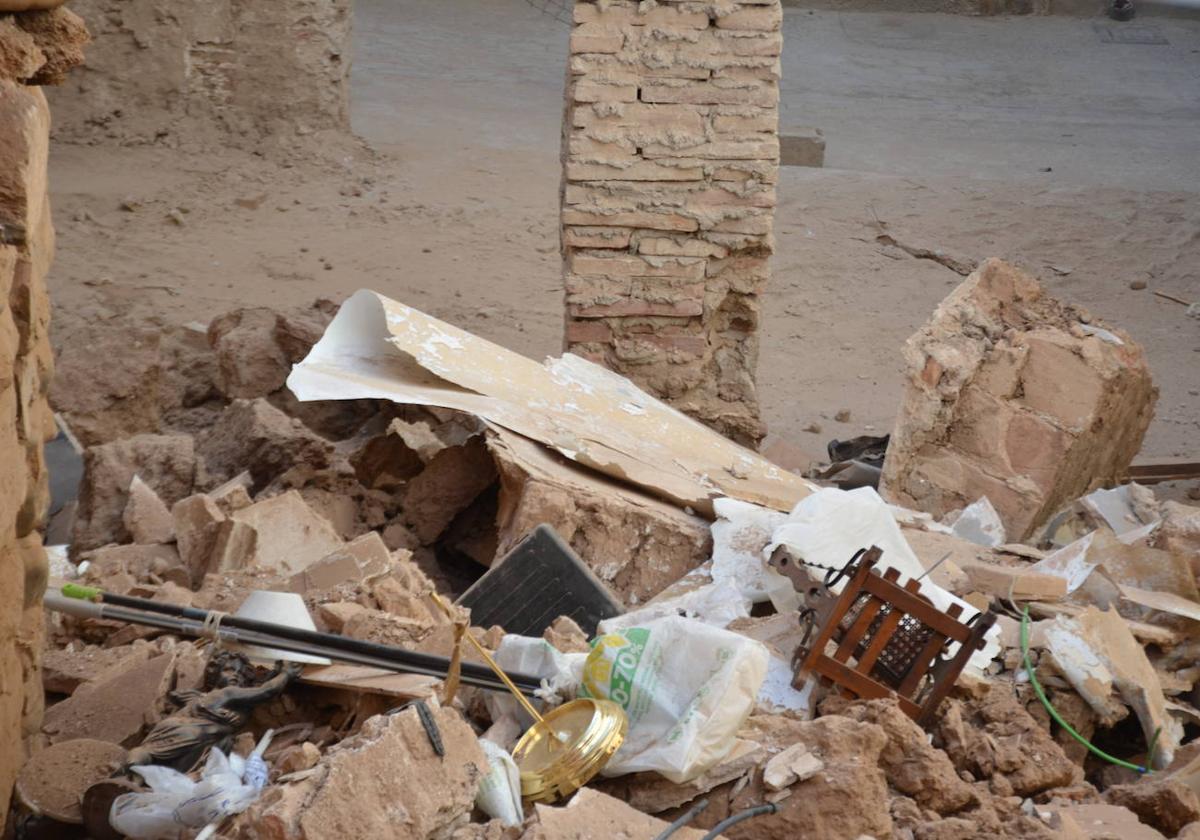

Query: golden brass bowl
511,697,628,803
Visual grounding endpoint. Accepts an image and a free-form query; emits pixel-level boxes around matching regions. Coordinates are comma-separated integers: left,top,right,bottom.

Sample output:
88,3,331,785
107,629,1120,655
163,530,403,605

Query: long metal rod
50,588,542,695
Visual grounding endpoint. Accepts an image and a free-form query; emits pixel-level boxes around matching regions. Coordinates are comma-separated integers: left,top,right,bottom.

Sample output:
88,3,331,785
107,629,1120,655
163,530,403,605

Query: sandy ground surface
46,2,1200,468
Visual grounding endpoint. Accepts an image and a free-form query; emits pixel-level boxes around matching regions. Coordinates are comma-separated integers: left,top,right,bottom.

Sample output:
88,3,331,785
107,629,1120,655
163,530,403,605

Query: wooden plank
1126,459,1200,485
834,596,883,663
897,628,948,697
300,664,439,699
857,606,903,674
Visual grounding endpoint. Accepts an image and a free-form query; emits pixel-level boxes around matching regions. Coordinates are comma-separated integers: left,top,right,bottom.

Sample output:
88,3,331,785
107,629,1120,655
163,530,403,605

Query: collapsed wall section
560,0,782,448
0,7,87,826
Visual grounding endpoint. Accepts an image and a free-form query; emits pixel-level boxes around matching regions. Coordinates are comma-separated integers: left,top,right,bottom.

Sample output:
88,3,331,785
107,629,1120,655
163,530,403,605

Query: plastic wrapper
580,615,768,783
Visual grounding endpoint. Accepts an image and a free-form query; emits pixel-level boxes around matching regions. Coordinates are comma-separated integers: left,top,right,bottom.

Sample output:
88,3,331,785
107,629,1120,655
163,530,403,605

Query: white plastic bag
475,738,523,827
580,615,768,783
111,749,261,840
485,635,586,726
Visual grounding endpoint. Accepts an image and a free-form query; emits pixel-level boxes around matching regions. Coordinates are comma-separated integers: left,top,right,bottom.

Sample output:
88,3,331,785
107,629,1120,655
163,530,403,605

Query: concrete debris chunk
229,491,345,576
122,474,175,544
229,704,484,840
198,397,334,489
933,683,1080,796
731,714,894,840
1043,606,1183,769
530,788,710,840
762,742,823,791
73,433,196,551
1104,776,1200,837
49,323,163,448
42,651,175,746
489,429,711,605
42,642,152,695
402,434,496,544
881,258,1157,541
14,738,127,825
171,493,226,582
835,699,975,814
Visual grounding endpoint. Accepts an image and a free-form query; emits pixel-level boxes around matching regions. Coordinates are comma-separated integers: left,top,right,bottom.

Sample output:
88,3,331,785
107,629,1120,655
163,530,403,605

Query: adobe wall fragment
881,259,1157,540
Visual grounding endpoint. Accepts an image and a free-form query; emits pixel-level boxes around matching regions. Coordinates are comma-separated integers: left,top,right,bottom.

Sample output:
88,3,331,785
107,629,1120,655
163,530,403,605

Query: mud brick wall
47,0,351,150
561,0,781,448
0,9,87,825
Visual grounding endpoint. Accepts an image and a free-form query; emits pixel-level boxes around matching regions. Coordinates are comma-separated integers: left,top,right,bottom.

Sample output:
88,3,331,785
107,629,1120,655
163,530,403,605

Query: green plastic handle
61,583,102,601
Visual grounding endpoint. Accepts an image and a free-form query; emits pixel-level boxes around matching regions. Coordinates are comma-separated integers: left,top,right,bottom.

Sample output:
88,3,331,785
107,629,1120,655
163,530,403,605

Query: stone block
881,259,1157,540
570,25,625,54
715,6,783,31
640,80,779,107
73,434,196,552
564,226,634,249
780,127,825,167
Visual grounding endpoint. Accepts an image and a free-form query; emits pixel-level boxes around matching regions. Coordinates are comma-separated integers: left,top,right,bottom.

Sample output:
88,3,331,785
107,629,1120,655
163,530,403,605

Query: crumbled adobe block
642,137,779,160
881,259,1157,541
562,208,699,232
564,226,635,249
640,79,779,107
569,297,706,319
715,6,783,31
573,80,638,103
570,25,625,54
570,253,707,279
566,159,705,182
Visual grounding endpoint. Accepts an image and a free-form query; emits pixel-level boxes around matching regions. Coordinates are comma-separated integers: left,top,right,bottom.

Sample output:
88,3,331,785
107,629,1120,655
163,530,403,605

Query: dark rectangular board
455,524,623,638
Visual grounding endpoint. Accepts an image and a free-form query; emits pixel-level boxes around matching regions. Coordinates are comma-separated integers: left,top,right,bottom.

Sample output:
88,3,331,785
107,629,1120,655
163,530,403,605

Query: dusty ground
45,1,1200,466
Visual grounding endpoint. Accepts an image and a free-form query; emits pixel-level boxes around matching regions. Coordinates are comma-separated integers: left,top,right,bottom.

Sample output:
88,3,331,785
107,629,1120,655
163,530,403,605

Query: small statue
124,651,302,772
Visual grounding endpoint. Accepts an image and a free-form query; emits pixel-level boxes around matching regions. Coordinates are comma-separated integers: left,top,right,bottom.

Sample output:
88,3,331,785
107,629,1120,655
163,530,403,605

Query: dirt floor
45,1,1200,464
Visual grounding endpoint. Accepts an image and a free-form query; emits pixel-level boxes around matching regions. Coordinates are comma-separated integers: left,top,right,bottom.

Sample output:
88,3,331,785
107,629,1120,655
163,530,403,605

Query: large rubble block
560,0,782,447
489,431,712,606
881,258,1157,541
0,10,85,826
230,704,485,840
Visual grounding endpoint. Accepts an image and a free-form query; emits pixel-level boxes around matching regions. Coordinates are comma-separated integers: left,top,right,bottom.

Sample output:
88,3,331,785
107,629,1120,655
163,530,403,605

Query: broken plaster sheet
1043,606,1182,769
947,496,1006,548
1030,532,1099,594
287,290,815,515
766,487,1001,671
1118,584,1200,626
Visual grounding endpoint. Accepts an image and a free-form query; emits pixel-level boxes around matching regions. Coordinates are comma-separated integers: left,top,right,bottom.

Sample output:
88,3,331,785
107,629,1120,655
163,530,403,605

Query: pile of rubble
15,259,1200,840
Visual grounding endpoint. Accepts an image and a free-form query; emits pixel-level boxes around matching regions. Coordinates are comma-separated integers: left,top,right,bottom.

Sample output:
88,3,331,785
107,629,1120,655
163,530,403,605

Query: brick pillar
561,0,781,448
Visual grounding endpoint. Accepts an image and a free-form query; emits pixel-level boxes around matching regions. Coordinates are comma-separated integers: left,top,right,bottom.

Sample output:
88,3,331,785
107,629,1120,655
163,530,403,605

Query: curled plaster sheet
288,290,814,515
1043,606,1182,769
766,486,1001,671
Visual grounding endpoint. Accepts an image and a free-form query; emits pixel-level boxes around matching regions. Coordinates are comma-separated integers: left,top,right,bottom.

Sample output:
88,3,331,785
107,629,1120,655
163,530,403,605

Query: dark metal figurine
124,651,302,772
